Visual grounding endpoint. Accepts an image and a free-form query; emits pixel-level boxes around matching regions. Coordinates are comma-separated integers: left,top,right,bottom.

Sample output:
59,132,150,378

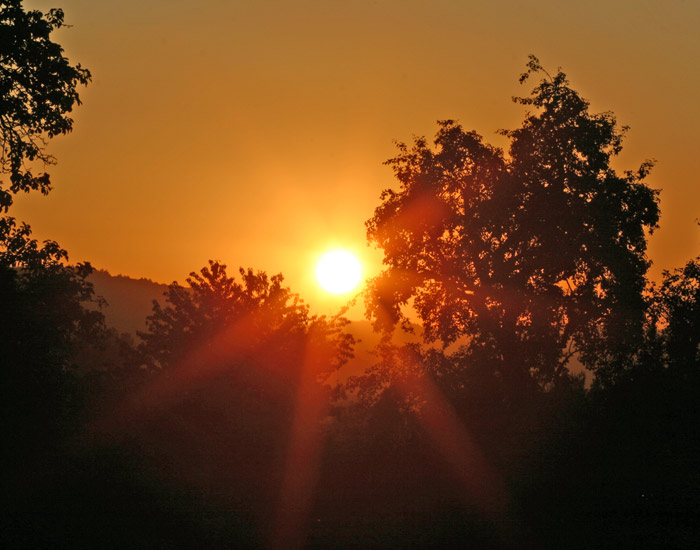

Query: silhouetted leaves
365,57,660,395
0,253,107,468
656,256,700,374
139,260,353,379
0,0,90,211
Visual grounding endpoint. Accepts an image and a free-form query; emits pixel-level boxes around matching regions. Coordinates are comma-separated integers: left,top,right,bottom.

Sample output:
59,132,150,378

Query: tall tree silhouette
0,0,97,386
0,1,106,516
0,0,99,397
365,55,659,394
0,1,93,352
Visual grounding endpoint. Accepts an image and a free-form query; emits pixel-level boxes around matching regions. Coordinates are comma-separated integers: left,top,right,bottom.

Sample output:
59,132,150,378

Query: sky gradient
14,0,700,314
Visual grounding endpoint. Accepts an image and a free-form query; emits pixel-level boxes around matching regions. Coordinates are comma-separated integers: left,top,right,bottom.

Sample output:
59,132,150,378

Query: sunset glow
5,1,700,547
315,250,362,294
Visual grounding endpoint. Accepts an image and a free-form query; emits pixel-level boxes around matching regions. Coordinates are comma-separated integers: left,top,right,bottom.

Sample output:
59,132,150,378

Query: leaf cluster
0,0,91,211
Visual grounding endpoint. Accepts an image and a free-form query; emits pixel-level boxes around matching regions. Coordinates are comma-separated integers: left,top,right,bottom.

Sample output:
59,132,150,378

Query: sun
315,249,362,295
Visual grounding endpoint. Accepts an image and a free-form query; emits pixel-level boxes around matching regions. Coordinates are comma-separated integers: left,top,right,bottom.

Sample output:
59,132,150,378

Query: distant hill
88,270,169,335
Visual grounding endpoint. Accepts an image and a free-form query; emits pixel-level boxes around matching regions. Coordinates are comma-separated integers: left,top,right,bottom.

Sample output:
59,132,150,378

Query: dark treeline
2,3,699,549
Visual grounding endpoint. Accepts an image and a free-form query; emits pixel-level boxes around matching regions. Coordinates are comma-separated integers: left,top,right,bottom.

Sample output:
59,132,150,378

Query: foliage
0,255,107,465
0,216,107,379
365,55,660,393
655,255,700,373
139,260,354,382
0,2,110,468
122,262,356,545
0,215,67,266
0,217,108,383
0,0,91,212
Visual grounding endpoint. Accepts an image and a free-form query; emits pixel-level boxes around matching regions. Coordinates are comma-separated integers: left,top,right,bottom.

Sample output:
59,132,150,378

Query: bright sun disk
315,250,362,294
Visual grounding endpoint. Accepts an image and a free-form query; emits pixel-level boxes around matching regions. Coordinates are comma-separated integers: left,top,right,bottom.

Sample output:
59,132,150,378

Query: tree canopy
0,0,90,212
654,255,700,374
138,260,354,389
365,55,660,391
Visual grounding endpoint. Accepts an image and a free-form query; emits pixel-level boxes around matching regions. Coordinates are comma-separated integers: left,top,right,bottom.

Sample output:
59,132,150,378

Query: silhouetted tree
655,255,700,374
0,215,137,482
0,235,106,465
0,2,120,450
0,0,90,212
0,2,95,380
553,255,700,550
139,260,353,379
364,55,659,396
0,0,102,422
322,57,666,549
135,260,353,445
122,261,355,545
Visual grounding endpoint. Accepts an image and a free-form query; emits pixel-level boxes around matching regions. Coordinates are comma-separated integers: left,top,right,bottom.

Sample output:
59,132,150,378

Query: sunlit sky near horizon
13,0,700,315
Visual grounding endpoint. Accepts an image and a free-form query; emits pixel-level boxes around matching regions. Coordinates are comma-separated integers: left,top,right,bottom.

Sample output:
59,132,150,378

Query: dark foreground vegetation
2,2,699,548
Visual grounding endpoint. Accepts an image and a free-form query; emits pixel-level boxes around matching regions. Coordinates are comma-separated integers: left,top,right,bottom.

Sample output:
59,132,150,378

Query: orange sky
14,0,700,316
